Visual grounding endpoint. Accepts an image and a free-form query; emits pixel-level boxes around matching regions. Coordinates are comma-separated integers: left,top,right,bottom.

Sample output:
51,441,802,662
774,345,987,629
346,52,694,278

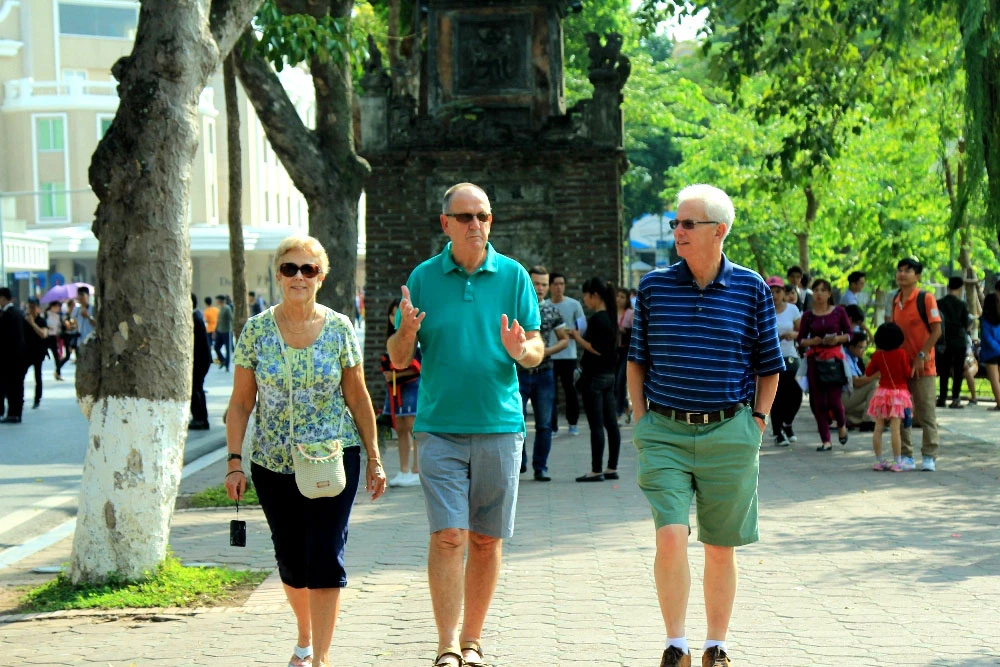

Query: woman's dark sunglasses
279,262,322,278
445,212,491,224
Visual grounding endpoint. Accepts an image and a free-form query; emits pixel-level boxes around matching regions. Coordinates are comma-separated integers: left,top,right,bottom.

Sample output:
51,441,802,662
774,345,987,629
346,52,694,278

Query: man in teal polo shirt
389,182,542,667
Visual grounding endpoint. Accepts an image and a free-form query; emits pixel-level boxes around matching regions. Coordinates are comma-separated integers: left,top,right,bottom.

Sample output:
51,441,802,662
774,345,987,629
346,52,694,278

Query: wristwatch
752,411,769,425
227,453,243,462
917,351,927,359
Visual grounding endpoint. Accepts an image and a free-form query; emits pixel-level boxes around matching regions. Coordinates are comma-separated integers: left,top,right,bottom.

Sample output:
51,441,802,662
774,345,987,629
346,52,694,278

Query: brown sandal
460,640,491,667
433,649,464,666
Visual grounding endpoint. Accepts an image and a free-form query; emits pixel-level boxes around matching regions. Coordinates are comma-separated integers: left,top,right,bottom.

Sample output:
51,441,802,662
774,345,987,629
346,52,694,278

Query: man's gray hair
442,182,491,214
676,184,735,239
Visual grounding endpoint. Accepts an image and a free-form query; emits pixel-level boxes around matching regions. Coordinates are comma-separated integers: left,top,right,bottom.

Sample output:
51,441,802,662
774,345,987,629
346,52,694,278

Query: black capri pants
251,447,361,589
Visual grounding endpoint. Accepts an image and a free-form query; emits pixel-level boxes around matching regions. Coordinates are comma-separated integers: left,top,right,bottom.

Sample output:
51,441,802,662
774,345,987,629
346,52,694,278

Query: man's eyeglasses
445,212,491,224
669,219,720,230
279,262,322,278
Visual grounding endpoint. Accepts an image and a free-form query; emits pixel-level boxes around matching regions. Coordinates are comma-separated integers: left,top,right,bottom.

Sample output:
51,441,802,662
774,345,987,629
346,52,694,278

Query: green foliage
251,0,357,71
564,0,639,105
621,56,703,223
187,483,260,508
567,3,683,225
18,554,268,612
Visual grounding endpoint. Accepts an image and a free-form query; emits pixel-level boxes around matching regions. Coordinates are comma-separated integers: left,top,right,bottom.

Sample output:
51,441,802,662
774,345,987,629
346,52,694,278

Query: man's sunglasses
445,212,491,224
669,219,720,230
279,262,322,278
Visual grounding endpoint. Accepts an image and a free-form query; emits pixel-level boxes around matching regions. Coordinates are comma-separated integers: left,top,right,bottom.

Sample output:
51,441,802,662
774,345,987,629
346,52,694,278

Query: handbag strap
272,307,346,448
882,351,895,388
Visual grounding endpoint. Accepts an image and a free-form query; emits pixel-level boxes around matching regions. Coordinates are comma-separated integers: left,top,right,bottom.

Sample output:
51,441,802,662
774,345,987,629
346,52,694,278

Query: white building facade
0,0,319,306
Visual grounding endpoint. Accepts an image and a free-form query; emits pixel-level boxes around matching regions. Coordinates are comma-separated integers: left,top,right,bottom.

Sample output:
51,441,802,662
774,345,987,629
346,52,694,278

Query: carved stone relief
454,15,532,94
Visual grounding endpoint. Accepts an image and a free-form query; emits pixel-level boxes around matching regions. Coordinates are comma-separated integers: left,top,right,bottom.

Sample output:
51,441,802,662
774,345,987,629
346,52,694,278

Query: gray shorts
418,432,523,539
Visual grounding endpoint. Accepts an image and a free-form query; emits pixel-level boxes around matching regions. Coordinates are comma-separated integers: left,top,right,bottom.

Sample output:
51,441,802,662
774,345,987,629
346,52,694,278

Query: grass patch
187,483,259,508
17,554,269,612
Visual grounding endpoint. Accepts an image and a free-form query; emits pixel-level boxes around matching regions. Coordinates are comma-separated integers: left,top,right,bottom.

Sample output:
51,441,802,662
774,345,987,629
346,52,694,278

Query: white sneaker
399,472,422,487
388,471,408,487
568,425,580,436
921,457,936,472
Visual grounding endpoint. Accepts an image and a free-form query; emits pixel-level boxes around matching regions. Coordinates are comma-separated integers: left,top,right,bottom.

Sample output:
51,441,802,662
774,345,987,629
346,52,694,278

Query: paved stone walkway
1,409,998,666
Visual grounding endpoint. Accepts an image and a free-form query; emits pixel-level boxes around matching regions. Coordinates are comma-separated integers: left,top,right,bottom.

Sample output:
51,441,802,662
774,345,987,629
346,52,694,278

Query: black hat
874,322,904,352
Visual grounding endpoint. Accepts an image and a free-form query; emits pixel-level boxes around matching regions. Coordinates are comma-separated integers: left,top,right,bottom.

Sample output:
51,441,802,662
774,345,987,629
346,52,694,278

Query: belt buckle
686,412,708,425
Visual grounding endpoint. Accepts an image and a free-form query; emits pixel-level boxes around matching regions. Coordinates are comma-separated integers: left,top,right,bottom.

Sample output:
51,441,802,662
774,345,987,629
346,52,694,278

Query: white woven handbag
276,313,348,499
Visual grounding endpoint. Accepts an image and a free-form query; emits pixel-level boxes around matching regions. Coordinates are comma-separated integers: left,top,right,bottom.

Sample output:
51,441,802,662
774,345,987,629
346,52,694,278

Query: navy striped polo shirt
628,254,785,412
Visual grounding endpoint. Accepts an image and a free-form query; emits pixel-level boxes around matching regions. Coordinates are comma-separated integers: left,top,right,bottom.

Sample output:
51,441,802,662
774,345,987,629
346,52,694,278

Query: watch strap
752,411,768,422
227,453,243,462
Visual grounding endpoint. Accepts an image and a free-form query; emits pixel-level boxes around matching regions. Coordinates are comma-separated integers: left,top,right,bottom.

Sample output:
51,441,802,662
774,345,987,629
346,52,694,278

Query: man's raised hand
398,285,426,336
500,314,526,359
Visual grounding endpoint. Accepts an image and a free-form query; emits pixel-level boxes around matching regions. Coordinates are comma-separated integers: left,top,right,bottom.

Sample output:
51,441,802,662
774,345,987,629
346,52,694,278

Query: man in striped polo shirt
627,184,784,667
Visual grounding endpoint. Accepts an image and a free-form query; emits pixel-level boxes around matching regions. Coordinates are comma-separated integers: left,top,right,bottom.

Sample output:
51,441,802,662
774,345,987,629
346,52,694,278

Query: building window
59,2,139,39
63,69,88,84
98,115,113,138
37,118,65,151
39,183,68,219
207,122,215,155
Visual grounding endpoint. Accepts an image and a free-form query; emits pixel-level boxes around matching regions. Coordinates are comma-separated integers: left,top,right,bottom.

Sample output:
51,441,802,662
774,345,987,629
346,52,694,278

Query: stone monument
360,0,630,392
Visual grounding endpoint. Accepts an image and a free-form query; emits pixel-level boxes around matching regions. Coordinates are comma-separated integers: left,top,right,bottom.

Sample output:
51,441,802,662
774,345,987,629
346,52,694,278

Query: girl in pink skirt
866,323,913,472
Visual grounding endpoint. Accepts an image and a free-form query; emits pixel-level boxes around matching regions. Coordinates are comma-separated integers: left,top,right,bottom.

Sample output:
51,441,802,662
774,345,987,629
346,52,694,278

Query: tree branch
275,0,329,20
233,31,330,200
209,0,264,60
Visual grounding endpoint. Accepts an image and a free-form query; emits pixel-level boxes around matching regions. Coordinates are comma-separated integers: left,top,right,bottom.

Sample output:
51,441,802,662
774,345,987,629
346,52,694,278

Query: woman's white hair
676,184,735,239
274,234,330,275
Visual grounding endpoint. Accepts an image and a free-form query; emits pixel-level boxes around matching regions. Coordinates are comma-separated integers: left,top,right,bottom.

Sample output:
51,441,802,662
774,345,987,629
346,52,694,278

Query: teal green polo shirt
402,242,540,434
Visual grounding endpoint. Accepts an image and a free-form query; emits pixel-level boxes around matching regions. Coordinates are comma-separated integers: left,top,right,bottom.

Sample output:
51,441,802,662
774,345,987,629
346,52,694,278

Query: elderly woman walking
224,234,386,667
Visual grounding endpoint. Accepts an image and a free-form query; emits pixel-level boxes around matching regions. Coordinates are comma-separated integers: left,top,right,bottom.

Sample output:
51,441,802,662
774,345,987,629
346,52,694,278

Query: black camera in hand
230,519,247,547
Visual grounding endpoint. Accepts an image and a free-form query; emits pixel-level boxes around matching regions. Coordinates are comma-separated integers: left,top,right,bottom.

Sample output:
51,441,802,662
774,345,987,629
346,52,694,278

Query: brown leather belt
649,403,743,425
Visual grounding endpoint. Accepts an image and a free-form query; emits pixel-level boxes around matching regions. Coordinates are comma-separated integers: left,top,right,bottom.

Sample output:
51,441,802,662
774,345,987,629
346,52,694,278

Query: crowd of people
0,285,95,423
7,179,1000,667
764,257,1000,476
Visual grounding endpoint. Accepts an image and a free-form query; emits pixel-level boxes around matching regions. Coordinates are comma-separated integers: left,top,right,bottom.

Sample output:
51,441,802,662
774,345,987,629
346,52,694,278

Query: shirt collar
675,253,734,288
441,242,498,275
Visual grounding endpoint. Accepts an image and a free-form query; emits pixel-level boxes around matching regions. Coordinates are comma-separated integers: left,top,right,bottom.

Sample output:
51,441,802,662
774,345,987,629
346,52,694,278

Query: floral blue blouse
234,306,363,474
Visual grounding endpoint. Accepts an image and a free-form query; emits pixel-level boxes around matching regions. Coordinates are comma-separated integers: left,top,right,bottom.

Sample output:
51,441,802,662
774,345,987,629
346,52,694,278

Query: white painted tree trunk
71,397,188,582
69,0,263,584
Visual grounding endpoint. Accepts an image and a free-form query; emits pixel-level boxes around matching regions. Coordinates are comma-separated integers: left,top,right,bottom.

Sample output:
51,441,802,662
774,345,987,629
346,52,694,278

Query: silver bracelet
514,345,528,361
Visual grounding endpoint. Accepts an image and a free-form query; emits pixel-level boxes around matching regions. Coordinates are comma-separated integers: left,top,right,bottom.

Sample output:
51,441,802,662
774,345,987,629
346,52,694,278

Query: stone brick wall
362,147,625,402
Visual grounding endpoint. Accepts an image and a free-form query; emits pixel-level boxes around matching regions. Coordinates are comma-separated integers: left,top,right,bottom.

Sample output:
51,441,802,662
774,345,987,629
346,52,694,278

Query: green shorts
633,406,761,547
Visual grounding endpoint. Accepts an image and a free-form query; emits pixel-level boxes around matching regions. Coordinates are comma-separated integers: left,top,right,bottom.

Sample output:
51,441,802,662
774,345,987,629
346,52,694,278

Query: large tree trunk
984,8,1000,240
224,51,250,338
72,0,261,584
234,0,369,317
944,143,980,315
796,184,818,275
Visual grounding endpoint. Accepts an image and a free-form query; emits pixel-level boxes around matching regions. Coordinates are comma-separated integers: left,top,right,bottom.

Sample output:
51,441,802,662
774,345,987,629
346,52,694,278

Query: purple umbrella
39,282,95,305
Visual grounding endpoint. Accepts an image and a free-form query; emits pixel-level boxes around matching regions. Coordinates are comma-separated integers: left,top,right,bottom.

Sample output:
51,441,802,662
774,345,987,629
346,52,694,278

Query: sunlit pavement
1,398,997,666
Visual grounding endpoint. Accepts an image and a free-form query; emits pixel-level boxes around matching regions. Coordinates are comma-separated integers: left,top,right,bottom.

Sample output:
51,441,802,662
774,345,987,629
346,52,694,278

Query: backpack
895,290,944,356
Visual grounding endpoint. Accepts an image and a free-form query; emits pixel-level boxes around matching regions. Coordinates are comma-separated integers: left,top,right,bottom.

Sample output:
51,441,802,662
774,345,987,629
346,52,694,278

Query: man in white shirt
548,272,585,436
